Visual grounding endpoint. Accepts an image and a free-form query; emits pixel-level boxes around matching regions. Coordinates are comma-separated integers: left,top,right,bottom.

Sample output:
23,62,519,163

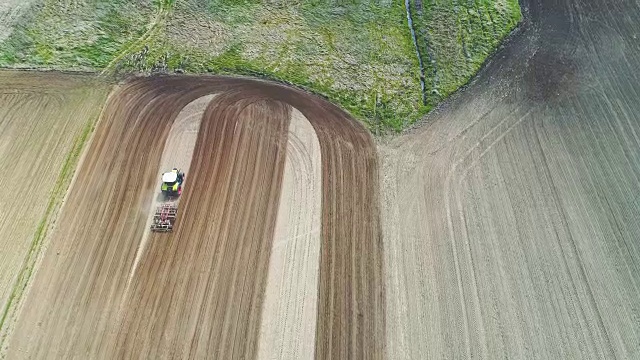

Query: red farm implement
150,203,178,232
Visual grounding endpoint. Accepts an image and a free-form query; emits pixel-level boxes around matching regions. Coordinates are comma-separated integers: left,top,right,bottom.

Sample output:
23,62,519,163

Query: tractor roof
162,172,178,183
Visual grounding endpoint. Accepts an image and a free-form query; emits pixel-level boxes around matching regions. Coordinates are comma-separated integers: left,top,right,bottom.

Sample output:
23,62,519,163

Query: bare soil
129,94,215,288
380,0,640,358
5,77,384,359
4,1,638,359
5,1,640,358
257,109,322,360
0,71,108,350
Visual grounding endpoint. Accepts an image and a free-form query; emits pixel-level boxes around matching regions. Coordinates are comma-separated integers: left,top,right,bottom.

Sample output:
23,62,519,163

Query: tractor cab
160,168,185,198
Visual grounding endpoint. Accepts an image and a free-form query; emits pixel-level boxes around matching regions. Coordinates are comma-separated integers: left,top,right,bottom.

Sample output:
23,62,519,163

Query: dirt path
0,72,108,352
257,109,322,360
6,76,384,359
381,0,640,358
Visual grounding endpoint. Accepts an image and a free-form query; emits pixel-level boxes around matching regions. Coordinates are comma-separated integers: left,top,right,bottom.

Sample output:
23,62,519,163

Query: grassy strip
410,0,522,105
0,1,521,133
116,1,425,132
102,0,175,75
0,1,157,69
0,110,101,351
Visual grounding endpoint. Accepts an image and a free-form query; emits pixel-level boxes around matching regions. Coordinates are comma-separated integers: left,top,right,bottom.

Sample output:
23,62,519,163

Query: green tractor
160,168,185,199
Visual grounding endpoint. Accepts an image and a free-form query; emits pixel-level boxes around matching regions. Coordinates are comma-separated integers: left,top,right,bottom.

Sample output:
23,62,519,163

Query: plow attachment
151,203,178,232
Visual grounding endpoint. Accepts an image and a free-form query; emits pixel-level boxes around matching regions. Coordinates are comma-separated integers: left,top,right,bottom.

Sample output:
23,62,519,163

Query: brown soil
5,76,384,359
0,71,108,350
6,2,640,358
130,94,215,286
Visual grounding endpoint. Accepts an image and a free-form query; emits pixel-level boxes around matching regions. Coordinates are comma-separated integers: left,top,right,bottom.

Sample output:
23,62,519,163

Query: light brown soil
257,109,322,360
115,93,291,360
0,71,108,350
155,94,216,177
6,76,384,359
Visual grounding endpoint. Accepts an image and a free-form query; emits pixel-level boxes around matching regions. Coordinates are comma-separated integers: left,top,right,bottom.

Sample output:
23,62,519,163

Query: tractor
160,168,185,199
151,168,185,232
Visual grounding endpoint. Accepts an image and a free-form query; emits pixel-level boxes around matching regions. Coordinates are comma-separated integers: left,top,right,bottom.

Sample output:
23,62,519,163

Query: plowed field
5,77,384,359
0,71,108,347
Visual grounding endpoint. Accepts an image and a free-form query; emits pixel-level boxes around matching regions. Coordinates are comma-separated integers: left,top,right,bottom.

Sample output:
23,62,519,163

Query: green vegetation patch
409,0,522,106
0,0,521,132
0,0,156,69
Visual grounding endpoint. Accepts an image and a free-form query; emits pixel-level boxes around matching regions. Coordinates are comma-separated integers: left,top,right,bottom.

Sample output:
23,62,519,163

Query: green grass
118,0,423,132
0,1,155,69
409,0,522,106
0,0,521,133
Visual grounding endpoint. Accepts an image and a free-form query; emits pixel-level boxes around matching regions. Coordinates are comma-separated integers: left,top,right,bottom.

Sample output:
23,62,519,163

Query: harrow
150,203,178,232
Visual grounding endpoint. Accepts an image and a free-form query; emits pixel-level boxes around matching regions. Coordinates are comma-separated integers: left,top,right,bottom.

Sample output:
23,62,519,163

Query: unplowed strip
257,109,322,360
300,103,384,360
